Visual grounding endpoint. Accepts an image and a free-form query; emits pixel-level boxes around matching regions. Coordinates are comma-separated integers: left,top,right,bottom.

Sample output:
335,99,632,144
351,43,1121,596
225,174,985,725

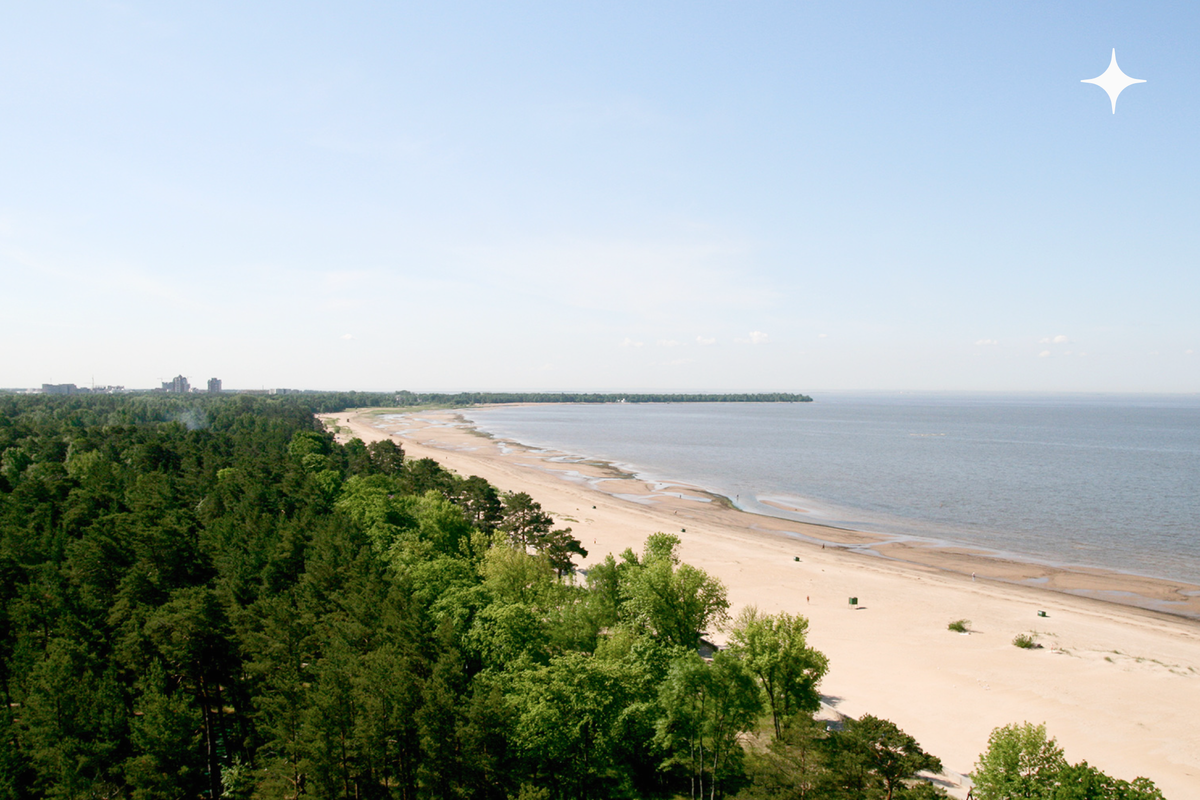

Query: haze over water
463,395,1200,586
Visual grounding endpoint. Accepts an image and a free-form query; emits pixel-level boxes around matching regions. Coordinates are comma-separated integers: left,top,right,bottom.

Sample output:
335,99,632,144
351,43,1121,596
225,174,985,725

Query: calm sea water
461,395,1200,585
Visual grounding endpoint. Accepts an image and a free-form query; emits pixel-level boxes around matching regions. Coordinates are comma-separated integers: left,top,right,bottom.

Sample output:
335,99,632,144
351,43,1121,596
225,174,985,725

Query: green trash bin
848,597,858,607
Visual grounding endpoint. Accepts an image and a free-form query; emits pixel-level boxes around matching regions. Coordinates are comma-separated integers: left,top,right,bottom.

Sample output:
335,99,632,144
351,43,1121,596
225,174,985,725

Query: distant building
162,375,190,394
40,383,125,395
207,378,222,393
269,388,294,396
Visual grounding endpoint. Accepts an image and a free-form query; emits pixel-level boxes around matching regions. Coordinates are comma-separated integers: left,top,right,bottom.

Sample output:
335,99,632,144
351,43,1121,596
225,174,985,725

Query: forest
0,394,1164,799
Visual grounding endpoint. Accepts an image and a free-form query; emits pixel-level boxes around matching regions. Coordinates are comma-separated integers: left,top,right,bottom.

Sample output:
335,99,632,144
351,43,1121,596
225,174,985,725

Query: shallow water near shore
462,393,1200,586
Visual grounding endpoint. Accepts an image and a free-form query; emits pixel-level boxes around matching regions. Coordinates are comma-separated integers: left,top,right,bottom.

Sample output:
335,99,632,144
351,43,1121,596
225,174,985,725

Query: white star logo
1082,49,1145,114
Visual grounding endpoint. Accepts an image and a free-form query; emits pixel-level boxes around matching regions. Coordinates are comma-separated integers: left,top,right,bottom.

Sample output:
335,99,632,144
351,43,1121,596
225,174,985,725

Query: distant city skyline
3,3,1198,392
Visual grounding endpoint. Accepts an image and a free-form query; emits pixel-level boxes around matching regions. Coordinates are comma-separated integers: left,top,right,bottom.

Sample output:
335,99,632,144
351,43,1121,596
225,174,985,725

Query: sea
460,394,1200,586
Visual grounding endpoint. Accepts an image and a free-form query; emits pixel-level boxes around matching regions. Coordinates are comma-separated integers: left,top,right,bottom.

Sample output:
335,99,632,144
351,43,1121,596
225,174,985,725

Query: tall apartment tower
207,378,222,393
162,375,190,393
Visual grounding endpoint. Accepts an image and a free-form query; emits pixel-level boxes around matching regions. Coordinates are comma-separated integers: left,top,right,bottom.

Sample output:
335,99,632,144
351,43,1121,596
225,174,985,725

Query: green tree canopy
973,723,1166,800
620,534,729,649
498,492,587,574
726,605,828,738
839,715,942,800
1051,762,1167,799
655,651,763,800
365,437,405,475
972,722,1068,800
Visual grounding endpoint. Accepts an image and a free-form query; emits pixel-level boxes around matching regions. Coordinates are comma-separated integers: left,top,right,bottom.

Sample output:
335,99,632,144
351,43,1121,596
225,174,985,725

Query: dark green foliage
453,475,504,534
834,715,941,800
365,438,405,475
499,492,588,575
500,492,556,550
736,715,948,800
0,394,421,798
124,662,205,800
401,457,458,497
1050,763,1166,799
507,652,646,798
0,394,1155,800
0,395,691,798
734,717,829,800
655,651,763,799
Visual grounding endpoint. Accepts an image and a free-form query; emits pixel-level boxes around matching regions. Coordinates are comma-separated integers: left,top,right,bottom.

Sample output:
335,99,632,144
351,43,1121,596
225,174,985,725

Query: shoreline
456,397,1200,596
321,407,1200,798
409,406,1200,621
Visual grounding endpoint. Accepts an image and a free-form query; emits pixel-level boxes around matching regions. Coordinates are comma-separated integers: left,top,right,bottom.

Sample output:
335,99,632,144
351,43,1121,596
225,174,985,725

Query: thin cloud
818,333,829,339
1038,350,1052,358
452,237,773,319
696,336,716,345
975,339,998,346
657,339,680,347
620,338,644,348
1040,335,1070,344
341,333,354,340
735,331,769,345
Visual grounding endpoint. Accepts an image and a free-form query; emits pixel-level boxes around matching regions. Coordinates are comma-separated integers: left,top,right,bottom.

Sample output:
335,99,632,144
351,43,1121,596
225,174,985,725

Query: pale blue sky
2,2,1197,392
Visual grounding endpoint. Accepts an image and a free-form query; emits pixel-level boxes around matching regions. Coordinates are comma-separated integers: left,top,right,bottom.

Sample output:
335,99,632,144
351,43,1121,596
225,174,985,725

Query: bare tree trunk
200,678,222,800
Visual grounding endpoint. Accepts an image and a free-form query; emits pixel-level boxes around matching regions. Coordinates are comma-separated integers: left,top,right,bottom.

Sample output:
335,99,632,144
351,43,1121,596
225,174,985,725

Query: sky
2,1,1199,393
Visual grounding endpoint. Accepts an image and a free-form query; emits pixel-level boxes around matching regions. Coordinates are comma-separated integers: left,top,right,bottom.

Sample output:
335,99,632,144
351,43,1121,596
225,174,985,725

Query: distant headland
5,384,813,406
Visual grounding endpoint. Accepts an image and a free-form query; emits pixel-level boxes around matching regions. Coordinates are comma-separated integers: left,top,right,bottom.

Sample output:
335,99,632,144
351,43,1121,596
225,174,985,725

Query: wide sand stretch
321,408,1200,798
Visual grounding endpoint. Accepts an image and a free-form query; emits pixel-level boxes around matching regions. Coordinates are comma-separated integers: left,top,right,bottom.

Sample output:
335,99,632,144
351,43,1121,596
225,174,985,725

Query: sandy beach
322,407,1200,798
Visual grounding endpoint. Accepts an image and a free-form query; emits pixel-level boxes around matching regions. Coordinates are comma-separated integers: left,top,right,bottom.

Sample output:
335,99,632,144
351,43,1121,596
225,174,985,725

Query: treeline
1,390,812,415
0,395,1164,799
299,391,813,413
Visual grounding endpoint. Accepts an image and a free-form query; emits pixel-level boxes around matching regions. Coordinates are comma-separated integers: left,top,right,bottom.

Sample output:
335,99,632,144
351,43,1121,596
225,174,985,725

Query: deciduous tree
655,651,763,800
972,722,1067,800
727,606,827,738
621,535,728,649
